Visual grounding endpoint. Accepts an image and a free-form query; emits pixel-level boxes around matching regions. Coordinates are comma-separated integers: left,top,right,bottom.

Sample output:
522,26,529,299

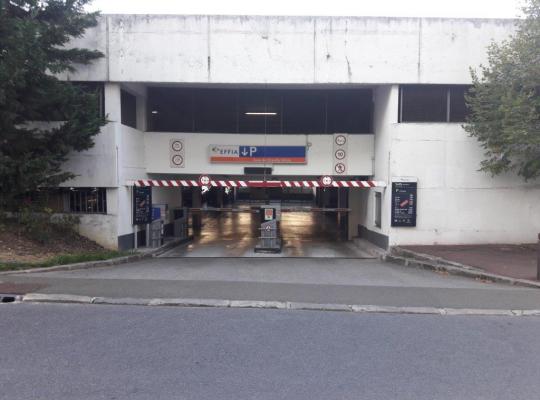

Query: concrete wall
76,214,118,249
359,85,540,247
356,85,396,247
116,84,150,241
389,123,540,245
64,15,515,85
61,82,151,248
144,132,374,176
152,187,183,225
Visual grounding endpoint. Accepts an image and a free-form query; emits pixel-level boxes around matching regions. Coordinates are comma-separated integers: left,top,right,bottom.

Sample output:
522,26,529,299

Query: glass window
400,85,472,123
328,90,372,133
400,85,448,122
282,90,326,134
68,188,107,214
193,89,237,133
121,90,137,129
147,87,373,134
238,90,281,134
148,88,193,132
449,86,470,122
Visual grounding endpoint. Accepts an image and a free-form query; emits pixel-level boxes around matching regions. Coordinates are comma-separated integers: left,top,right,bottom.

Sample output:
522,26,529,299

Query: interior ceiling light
151,110,158,114
245,112,277,116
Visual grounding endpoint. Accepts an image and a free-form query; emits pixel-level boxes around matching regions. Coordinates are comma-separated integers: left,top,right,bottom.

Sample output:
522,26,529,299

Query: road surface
1,303,539,400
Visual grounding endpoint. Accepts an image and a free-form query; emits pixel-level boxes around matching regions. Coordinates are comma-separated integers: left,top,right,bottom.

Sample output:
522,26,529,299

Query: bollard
538,233,540,281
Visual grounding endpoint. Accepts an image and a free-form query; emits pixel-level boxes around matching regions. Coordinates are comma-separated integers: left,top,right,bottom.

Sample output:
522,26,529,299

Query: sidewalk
2,257,540,311
401,244,538,281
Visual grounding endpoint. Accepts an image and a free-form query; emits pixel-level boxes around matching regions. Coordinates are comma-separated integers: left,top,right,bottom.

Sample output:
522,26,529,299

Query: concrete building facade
56,14,540,250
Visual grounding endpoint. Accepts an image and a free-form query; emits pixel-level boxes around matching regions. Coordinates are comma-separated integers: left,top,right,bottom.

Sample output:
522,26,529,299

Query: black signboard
133,186,152,225
391,181,417,227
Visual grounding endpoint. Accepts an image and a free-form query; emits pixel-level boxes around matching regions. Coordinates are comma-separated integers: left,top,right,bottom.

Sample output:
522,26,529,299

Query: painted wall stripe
129,179,386,188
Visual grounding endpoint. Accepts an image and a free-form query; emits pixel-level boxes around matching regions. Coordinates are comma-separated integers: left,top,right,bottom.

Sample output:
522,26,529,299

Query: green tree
0,0,105,209
465,0,540,180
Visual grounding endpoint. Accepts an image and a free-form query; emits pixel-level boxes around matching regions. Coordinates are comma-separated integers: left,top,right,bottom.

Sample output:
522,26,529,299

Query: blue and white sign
209,145,307,164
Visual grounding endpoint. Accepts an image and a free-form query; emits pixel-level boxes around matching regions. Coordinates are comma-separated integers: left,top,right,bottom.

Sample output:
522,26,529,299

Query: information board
210,145,306,164
391,181,417,227
133,186,152,225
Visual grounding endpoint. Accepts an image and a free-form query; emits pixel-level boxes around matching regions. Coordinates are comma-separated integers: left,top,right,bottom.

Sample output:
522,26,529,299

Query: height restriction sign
333,133,348,175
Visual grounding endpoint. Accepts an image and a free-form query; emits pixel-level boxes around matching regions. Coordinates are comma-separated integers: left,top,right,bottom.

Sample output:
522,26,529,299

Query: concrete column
337,188,348,240
192,188,202,232
315,188,321,207
217,188,224,208
322,188,331,208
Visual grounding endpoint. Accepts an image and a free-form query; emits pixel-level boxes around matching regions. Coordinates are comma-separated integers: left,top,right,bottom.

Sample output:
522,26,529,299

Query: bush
17,208,80,244
52,214,80,238
18,207,54,244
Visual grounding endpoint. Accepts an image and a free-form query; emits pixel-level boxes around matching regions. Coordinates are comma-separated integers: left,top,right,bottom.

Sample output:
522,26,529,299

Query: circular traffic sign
199,174,211,186
171,140,183,152
171,154,184,166
335,149,346,160
320,175,333,187
335,135,347,146
334,163,346,174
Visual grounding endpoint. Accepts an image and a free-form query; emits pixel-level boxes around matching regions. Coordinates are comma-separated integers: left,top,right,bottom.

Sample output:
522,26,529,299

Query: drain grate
0,294,19,303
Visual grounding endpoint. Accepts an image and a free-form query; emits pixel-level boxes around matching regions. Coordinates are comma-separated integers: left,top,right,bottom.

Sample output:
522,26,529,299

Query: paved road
4,258,540,310
1,303,539,400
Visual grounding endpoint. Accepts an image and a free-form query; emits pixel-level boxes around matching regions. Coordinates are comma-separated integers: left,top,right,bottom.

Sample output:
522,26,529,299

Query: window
193,89,237,133
374,192,382,228
147,88,373,134
68,188,107,214
238,90,282,134
449,86,470,122
148,88,193,132
328,90,373,133
282,90,326,134
121,90,137,129
399,85,471,123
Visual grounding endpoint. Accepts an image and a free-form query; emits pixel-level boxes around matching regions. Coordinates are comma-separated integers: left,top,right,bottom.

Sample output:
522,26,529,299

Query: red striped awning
128,179,386,188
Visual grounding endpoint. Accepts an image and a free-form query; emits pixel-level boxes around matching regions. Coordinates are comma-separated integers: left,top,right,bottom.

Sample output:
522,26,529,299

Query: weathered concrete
65,15,516,85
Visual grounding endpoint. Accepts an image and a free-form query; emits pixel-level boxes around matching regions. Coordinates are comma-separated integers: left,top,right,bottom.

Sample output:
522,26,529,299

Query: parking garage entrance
133,177,383,258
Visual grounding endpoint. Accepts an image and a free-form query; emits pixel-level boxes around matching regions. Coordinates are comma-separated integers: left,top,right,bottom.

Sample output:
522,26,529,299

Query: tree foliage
465,0,540,180
0,0,105,209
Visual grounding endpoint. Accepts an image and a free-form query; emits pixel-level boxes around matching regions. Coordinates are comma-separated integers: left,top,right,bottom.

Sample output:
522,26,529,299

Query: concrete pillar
192,187,202,232
322,188,331,208
217,188,224,208
337,188,348,240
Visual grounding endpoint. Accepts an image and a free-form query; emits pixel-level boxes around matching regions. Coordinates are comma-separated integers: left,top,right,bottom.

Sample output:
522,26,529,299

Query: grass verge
0,250,132,272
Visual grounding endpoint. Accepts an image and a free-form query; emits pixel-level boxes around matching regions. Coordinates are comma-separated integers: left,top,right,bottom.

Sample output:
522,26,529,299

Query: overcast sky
86,0,524,19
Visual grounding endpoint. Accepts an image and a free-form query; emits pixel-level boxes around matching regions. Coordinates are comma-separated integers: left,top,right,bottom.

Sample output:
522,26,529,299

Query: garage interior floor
160,211,373,258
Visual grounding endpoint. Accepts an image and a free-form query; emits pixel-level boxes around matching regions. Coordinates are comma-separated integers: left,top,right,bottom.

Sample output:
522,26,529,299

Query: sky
86,0,525,19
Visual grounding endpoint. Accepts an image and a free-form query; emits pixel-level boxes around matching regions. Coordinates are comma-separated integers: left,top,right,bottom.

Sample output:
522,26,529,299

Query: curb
387,247,540,290
17,293,540,317
0,237,191,276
